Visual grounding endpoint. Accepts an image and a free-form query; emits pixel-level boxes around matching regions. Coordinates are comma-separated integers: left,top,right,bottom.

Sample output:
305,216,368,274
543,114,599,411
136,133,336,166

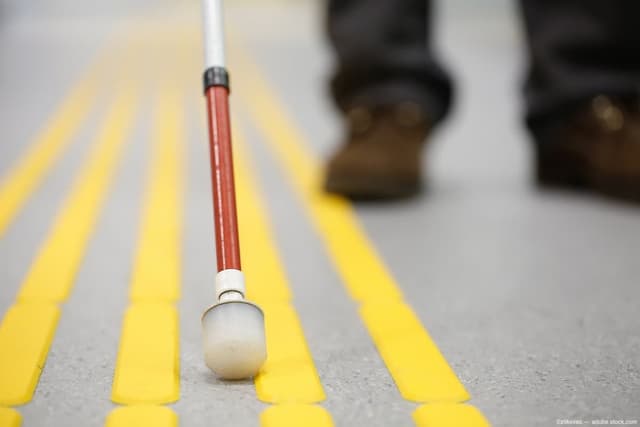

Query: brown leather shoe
536,95,640,202
324,103,430,199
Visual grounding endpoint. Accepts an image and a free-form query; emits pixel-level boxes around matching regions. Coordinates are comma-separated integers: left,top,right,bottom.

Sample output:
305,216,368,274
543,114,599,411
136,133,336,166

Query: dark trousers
327,0,640,138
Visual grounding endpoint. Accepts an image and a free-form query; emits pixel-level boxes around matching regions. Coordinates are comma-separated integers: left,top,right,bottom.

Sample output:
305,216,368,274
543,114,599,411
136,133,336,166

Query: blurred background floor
1,1,639,426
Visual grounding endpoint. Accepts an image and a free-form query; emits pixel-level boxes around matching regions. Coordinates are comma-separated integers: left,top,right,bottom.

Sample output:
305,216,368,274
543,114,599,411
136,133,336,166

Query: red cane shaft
205,85,242,272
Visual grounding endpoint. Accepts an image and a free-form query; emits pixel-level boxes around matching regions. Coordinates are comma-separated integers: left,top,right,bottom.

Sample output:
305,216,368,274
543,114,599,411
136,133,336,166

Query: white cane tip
202,301,266,380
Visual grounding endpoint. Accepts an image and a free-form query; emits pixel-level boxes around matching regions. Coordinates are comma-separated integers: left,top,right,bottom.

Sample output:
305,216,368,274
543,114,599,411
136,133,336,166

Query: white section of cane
202,0,226,68
202,300,266,379
203,269,265,379
215,269,246,302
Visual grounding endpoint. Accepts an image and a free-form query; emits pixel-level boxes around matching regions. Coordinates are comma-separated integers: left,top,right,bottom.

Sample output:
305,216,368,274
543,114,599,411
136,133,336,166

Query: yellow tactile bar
360,302,468,401
234,52,472,404
0,304,60,405
110,89,183,407
413,403,490,427
111,303,179,404
0,73,98,237
233,130,325,404
234,140,292,304
255,303,325,403
105,405,177,427
17,90,139,302
129,90,183,302
260,404,334,427
0,407,22,427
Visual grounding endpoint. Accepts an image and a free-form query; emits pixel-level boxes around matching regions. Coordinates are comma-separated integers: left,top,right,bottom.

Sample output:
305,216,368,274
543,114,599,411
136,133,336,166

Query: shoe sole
536,147,590,190
591,173,640,202
324,175,421,200
536,146,640,202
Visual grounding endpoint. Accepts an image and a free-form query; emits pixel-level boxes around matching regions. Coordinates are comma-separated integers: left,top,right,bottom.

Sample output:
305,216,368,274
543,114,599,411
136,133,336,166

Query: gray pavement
1,1,639,426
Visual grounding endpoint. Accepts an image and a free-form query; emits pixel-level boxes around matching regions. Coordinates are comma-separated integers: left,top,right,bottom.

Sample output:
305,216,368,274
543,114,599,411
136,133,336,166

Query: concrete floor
1,1,639,426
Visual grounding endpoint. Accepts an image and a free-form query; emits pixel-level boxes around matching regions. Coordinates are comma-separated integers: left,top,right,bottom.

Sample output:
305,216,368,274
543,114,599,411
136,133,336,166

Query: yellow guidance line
110,89,183,409
0,407,22,427
0,64,100,237
105,405,177,427
236,143,292,304
233,129,327,406
111,303,179,404
413,403,491,427
17,90,139,303
233,50,478,409
129,90,183,303
0,89,138,407
261,404,334,427
255,302,325,404
0,304,60,406
360,302,469,402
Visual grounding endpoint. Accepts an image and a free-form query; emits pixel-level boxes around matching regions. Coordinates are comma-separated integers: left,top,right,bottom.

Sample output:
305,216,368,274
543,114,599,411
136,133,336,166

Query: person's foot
536,95,640,202
324,103,430,199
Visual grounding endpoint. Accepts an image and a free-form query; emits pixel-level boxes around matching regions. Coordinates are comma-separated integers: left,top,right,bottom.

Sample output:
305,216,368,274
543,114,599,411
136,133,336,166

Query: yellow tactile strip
0,89,138,410
18,91,138,303
0,304,60,406
413,403,491,427
360,302,469,402
105,406,178,427
129,91,183,303
236,139,292,305
234,48,489,423
111,304,180,404
233,130,332,421
261,404,335,427
254,302,325,403
107,88,182,424
0,407,22,427
0,45,129,239
0,79,98,237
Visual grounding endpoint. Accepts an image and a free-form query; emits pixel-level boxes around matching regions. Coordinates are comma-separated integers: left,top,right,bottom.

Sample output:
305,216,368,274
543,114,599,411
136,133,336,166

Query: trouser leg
519,0,640,138
326,0,453,124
